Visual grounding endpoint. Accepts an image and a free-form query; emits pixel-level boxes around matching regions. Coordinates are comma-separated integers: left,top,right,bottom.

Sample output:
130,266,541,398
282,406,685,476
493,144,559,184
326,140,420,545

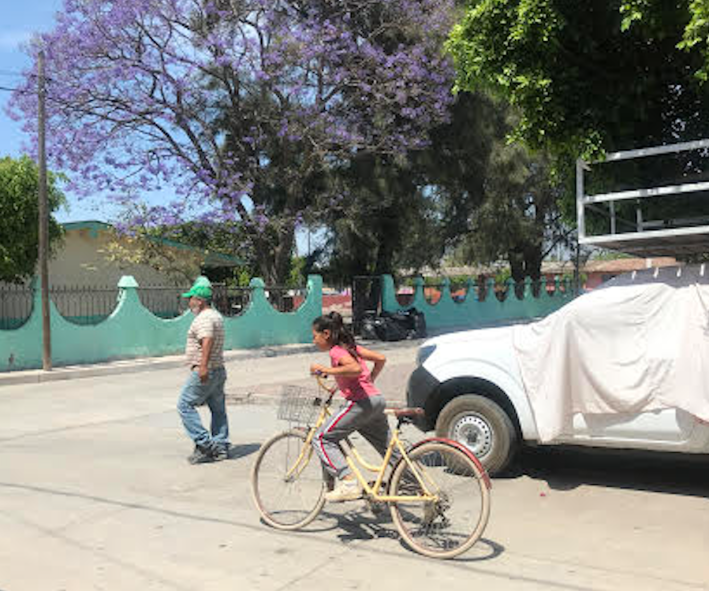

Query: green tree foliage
321,91,570,283
449,0,709,249
0,156,65,283
448,0,709,160
427,92,571,282
322,153,441,282
322,91,500,282
457,142,569,283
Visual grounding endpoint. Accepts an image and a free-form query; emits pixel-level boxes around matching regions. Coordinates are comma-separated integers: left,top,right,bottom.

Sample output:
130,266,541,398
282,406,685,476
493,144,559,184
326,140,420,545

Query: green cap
182,276,213,299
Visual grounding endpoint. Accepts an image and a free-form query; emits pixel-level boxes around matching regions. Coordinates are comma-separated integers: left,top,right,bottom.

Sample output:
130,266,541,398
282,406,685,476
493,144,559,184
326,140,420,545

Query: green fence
381,275,575,330
0,275,322,372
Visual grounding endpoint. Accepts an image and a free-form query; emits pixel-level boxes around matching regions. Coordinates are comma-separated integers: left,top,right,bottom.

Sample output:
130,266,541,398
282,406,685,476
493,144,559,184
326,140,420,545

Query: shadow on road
320,506,504,562
508,446,709,498
227,443,260,460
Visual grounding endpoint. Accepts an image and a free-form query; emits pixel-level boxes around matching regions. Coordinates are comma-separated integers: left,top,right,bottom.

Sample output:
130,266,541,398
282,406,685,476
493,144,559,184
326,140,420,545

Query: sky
0,0,114,223
0,1,320,255
0,2,62,156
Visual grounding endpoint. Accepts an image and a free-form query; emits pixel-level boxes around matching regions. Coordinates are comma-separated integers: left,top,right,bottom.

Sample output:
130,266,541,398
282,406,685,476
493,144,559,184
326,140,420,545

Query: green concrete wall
0,275,322,372
381,275,575,330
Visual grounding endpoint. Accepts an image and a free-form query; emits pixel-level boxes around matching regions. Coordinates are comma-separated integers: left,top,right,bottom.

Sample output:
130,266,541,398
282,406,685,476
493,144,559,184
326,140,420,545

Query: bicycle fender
407,437,492,490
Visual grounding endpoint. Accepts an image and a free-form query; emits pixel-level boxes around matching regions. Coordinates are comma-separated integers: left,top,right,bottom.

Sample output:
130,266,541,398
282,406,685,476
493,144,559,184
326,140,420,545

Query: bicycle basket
277,385,323,425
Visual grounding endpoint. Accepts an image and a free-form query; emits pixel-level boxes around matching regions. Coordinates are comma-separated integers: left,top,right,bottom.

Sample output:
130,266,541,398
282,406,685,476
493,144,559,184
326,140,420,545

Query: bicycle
250,376,491,559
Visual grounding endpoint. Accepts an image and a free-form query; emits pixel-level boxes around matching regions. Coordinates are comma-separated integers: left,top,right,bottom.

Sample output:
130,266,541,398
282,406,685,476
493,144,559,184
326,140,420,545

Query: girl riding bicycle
310,312,391,502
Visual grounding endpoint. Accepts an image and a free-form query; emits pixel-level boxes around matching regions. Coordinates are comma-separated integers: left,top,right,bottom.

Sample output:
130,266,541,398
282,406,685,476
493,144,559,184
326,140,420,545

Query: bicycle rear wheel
251,429,326,530
389,440,491,559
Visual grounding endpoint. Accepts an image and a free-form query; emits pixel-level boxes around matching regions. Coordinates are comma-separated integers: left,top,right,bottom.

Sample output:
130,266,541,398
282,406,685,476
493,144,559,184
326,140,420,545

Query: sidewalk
0,343,317,387
0,337,425,388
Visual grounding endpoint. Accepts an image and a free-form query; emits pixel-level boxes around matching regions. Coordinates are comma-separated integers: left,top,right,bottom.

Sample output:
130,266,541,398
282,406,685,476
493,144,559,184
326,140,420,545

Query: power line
0,84,40,95
0,70,39,77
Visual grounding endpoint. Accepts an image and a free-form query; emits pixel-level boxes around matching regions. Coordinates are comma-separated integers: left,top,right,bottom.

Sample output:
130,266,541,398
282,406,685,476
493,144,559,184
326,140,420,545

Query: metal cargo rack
577,139,709,256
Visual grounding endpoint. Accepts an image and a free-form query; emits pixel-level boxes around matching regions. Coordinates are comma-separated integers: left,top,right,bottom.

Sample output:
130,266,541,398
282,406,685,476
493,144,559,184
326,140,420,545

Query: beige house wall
48,226,194,288
1,223,239,323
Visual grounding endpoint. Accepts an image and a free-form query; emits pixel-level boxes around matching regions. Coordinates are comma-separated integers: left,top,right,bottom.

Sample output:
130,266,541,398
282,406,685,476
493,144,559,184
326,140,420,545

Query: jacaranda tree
10,0,455,283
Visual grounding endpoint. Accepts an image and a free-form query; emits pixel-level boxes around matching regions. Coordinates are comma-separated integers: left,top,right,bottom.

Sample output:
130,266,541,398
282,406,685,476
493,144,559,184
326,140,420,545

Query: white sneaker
325,479,362,502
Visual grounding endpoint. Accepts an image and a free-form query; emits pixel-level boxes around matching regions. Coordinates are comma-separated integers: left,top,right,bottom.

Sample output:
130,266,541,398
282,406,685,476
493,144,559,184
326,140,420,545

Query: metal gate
351,275,381,335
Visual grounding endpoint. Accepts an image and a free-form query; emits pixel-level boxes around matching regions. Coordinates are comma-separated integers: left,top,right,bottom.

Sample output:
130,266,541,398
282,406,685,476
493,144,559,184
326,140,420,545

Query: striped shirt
185,308,225,369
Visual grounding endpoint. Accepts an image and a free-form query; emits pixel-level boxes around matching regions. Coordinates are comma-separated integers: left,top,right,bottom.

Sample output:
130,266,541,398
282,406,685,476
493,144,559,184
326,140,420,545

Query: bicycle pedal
367,502,385,516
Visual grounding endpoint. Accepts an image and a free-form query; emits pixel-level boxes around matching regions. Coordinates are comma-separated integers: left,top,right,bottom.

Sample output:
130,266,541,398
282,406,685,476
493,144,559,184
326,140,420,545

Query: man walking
177,277,230,464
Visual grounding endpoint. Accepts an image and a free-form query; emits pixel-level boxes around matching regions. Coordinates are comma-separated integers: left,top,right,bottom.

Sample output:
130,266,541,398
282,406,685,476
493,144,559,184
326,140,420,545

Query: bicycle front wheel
389,440,491,559
251,429,326,530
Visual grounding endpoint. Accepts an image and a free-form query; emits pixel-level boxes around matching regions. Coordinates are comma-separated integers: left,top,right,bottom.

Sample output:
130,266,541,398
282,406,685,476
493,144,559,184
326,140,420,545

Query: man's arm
198,336,214,383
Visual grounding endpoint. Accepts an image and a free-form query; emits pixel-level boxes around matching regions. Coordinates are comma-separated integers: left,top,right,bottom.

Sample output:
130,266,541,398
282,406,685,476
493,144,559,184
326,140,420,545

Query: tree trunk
273,219,296,285
252,222,295,286
524,243,543,296
372,205,400,276
508,241,543,298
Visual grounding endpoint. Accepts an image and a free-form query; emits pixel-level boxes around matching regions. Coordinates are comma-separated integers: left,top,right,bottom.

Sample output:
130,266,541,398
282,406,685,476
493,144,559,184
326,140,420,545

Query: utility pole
37,49,52,370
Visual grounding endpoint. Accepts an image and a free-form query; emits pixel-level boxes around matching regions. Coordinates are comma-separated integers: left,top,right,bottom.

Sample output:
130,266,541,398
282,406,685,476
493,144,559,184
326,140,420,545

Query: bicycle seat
385,407,425,418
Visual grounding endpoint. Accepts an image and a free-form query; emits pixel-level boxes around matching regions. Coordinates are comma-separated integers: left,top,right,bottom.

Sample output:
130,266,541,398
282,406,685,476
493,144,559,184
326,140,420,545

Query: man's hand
198,365,209,383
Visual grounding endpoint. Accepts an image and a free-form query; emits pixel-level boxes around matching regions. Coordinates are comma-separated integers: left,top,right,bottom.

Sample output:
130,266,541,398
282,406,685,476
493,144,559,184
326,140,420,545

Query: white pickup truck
406,266,709,475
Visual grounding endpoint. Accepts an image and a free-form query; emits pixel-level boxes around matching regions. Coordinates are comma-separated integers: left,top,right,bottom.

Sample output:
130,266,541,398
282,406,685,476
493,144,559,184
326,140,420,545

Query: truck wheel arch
426,377,523,440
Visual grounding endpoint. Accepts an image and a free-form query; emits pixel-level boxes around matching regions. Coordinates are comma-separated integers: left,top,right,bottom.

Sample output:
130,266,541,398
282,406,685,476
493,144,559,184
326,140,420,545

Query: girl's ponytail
313,311,359,359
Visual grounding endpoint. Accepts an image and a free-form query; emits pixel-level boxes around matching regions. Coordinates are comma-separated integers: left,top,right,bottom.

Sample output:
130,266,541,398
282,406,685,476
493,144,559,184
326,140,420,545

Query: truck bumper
406,365,440,432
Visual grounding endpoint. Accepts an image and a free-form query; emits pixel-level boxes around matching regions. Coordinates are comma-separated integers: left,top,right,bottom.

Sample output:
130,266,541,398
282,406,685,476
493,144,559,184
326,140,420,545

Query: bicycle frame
286,381,439,504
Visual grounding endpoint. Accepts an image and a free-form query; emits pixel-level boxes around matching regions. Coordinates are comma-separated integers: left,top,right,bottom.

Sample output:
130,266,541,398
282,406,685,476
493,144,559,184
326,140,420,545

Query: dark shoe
187,445,215,465
212,444,229,462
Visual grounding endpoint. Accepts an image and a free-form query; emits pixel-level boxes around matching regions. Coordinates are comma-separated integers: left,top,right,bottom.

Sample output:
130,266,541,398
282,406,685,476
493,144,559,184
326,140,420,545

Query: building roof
541,257,680,275
411,256,682,278
61,220,244,267
62,220,112,232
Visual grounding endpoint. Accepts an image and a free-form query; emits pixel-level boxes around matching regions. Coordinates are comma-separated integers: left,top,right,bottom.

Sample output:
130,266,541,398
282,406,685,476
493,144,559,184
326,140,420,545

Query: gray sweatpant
313,395,393,479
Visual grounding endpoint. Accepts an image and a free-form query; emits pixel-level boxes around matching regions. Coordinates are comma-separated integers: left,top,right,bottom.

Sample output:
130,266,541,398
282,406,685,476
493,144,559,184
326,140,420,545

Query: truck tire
435,394,518,476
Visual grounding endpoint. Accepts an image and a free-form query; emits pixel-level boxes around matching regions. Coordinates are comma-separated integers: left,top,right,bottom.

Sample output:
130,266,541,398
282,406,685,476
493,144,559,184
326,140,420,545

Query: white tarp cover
513,266,709,443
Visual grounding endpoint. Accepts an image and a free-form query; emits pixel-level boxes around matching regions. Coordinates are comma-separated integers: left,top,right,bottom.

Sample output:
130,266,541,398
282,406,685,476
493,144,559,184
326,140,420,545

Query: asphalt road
1,348,708,590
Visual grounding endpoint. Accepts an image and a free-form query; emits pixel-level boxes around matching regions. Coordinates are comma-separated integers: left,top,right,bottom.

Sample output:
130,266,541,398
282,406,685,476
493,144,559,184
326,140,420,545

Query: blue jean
177,367,229,450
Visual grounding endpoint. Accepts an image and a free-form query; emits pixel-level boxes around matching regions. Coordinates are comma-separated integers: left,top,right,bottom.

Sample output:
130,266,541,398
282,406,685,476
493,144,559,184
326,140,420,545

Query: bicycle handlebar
313,372,338,402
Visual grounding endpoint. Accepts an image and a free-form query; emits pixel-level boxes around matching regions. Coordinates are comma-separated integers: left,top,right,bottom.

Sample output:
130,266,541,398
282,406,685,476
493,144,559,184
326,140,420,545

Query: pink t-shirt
329,345,380,401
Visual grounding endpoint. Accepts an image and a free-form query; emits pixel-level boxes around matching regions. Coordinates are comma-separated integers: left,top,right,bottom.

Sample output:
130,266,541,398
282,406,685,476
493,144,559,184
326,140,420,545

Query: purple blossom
6,0,456,279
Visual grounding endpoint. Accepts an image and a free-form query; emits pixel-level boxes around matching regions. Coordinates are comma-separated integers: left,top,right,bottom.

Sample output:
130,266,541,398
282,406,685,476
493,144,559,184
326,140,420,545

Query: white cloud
0,30,32,51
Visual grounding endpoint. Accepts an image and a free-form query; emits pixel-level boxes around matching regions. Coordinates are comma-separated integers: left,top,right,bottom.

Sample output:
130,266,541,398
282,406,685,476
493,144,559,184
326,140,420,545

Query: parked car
406,265,709,475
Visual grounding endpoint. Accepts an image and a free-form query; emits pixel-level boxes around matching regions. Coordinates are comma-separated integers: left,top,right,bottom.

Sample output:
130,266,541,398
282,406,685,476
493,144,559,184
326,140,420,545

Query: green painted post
466,278,477,302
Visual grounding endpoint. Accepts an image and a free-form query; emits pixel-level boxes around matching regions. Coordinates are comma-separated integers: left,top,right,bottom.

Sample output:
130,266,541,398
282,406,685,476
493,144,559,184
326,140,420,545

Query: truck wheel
435,394,518,476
